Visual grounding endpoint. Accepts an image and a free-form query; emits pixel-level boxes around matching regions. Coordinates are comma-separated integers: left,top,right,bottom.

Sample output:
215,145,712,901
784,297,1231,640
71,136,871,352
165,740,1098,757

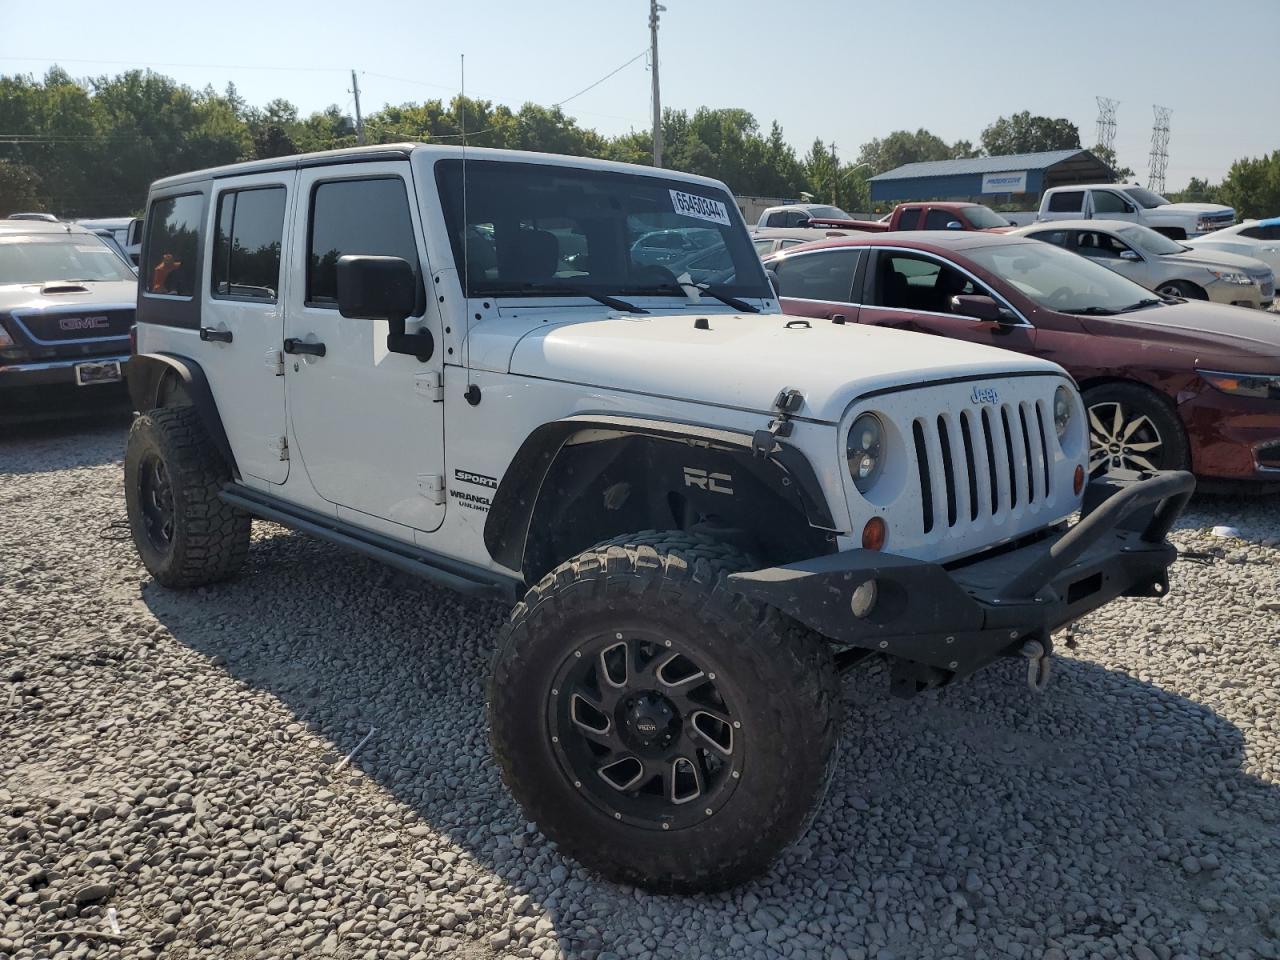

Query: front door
283,164,446,533
1071,229,1149,286
199,176,293,483
857,249,1038,354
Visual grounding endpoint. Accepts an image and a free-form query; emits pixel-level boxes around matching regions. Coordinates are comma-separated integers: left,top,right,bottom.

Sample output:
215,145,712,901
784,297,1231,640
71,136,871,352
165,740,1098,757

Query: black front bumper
729,471,1195,694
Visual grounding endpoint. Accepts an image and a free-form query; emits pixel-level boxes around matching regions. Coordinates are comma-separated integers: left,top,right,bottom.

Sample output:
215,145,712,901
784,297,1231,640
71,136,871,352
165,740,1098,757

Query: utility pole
830,142,839,204
351,70,366,146
649,1,665,167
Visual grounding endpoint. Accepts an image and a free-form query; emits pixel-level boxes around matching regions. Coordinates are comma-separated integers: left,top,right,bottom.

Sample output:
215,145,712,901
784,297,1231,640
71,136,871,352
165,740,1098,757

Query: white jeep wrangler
125,144,1192,892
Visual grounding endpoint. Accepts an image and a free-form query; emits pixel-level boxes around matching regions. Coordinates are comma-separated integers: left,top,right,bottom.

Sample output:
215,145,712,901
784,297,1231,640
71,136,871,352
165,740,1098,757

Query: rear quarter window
144,194,203,298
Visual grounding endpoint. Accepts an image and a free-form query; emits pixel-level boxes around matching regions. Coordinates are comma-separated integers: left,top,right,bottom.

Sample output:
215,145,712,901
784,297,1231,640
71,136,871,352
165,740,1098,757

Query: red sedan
763,232,1280,487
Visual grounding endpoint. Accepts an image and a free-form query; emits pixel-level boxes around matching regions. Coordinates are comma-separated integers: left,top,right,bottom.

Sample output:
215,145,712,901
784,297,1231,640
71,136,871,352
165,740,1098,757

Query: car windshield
1117,224,1187,255
435,160,772,301
0,234,136,284
963,206,1011,229
963,240,1164,314
1122,187,1169,209
806,205,850,220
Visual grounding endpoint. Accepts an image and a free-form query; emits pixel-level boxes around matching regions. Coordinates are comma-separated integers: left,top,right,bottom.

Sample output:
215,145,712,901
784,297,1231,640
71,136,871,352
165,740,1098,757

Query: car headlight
847,413,884,493
1199,370,1280,399
1053,385,1073,440
1208,269,1253,285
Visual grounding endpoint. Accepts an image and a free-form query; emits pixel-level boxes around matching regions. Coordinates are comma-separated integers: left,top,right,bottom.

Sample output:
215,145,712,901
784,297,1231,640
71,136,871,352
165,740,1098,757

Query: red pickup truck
809,201,1015,234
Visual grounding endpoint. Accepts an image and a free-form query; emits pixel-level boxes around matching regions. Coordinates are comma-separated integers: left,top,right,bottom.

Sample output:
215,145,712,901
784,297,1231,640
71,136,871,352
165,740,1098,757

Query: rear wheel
124,406,249,587
1084,382,1189,477
488,531,841,892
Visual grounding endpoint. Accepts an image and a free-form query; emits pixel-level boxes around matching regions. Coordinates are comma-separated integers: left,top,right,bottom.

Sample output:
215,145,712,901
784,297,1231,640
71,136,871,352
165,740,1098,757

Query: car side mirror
795,217,812,228
1124,202,1136,214
951,294,1010,323
765,268,780,296
946,220,964,230
336,255,433,361
1119,250,1141,261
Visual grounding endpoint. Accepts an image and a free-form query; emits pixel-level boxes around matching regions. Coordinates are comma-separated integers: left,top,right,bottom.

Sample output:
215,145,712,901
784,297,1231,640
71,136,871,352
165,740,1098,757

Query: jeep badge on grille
971,385,999,405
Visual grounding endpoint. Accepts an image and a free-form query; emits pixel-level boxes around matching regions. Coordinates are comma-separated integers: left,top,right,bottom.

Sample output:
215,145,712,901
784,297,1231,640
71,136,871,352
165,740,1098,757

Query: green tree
856,129,953,176
1218,151,1280,219
1166,176,1221,204
0,160,43,215
1090,144,1135,182
981,111,1081,156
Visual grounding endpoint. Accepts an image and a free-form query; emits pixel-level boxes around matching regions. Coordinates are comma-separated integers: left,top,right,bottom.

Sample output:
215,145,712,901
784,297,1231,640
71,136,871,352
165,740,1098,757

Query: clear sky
3,0,1277,190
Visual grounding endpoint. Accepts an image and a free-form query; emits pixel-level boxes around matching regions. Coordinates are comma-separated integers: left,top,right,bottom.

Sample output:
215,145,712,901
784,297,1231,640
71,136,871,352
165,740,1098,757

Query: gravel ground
2,415,1279,960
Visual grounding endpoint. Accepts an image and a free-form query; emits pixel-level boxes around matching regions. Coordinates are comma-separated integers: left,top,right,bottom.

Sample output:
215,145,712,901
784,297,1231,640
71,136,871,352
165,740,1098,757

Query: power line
552,49,647,108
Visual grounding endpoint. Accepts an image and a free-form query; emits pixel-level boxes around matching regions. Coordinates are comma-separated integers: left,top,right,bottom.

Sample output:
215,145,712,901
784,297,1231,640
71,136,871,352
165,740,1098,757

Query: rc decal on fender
683,466,733,495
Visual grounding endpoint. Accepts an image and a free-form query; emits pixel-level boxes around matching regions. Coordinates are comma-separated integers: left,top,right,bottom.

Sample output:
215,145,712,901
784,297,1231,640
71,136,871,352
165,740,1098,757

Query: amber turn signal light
1073,464,1085,495
862,516,886,551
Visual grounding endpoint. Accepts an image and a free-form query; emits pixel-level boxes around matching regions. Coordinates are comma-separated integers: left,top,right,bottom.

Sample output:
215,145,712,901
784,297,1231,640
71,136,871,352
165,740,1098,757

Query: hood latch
752,387,804,457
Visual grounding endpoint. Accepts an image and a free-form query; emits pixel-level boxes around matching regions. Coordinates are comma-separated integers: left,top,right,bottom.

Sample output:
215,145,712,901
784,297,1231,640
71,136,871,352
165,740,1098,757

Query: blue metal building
868,149,1115,206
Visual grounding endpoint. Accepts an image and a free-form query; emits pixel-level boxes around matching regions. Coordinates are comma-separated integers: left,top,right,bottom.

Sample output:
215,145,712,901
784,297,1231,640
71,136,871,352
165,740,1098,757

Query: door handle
283,337,326,357
199,326,233,343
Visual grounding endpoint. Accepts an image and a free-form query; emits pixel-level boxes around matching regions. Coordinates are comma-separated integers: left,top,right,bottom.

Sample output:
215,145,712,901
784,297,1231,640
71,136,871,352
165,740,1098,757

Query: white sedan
1184,217,1280,278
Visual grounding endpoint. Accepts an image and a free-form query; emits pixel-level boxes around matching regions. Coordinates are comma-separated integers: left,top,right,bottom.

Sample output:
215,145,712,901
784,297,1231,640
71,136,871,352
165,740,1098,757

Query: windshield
435,160,771,301
0,234,136,284
1116,224,1186,255
964,240,1163,314
1122,187,1169,209
806,205,850,220
963,205,1011,229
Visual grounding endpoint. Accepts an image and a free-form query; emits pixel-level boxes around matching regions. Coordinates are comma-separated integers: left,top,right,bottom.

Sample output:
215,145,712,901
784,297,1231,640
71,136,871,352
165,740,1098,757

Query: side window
144,194,202,297
924,209,957,230
771,249,861,302
779,239,806,249
784,211,811,227
764,212,786,227
1091,190,1128,214
1239,227,1264,240
752,239,774,255
1047,190,1084,213
307,177,418,308
875,253,978,313
896,208,922,229
1074,231,1126,258
1029,230,1069,247
211,186,286,301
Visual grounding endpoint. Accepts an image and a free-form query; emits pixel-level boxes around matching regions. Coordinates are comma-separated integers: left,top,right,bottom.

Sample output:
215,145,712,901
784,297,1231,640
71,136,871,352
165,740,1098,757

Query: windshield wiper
1119,298,1164,312
1060,306,1119,316
490,283,647,314
631,281,761,314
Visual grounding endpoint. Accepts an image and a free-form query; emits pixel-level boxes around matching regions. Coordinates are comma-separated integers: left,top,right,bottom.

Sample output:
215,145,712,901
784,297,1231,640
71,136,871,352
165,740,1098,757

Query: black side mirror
795,217,812,228
950,294,1008,322
1124,202,1136,214
336,255,433,361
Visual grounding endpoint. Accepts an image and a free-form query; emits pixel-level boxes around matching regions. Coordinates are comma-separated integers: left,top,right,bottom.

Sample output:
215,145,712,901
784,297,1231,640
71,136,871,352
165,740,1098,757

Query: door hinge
417,474,445,504
414,371,444,402
264,348,285,376
271,436,289,461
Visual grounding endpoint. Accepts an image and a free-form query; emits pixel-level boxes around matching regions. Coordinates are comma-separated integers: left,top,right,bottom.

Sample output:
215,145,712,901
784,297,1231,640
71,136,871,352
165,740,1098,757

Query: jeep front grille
912,401,1052,534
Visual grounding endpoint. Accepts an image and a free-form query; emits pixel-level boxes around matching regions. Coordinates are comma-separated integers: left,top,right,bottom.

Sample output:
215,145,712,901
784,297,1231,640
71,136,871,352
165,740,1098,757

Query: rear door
771,247,863,322
198,175,293,484
283,163,446,533
856,248,1037,353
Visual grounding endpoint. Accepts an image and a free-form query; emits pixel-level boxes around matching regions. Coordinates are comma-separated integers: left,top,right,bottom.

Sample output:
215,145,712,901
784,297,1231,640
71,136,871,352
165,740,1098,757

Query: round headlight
1053,385,1073,440
847,413,884,493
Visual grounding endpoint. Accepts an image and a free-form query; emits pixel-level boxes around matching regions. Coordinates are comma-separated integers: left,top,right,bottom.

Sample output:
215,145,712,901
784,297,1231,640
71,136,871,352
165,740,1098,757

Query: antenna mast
1148,105,1171,193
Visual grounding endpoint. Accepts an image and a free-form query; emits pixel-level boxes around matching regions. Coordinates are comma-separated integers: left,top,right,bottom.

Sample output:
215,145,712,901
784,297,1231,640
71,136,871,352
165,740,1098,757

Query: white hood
506,312,1064,423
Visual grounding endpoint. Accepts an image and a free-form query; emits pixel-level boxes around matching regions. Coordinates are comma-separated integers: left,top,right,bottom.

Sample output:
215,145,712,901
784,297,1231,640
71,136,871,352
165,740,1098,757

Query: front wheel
1084,382,1189,478
1155,279,1206,300
488,532,841,892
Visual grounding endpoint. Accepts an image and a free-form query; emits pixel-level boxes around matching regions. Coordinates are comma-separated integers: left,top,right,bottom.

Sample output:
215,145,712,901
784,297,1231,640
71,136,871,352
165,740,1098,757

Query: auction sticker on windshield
670,189,731,226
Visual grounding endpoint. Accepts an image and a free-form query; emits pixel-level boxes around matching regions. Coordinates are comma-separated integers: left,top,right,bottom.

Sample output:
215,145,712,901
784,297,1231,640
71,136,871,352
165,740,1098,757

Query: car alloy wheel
1087,401,1163,475
547,630,741,831
138,453,176,550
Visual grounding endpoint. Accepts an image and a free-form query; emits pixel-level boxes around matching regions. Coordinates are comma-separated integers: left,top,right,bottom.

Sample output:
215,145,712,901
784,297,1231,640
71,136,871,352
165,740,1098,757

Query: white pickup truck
1037,184,1235,239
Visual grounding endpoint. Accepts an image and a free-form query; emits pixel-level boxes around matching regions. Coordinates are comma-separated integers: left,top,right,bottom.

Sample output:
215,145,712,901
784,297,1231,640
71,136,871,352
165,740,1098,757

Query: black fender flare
126,352,239,478
483,414,838,574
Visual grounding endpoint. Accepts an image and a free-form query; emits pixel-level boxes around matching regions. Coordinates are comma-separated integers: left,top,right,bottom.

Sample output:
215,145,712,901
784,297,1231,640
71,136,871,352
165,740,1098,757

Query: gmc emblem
58,315,110,332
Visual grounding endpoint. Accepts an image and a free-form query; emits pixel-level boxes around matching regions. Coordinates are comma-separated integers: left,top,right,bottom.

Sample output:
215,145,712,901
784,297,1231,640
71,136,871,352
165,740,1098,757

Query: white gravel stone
1,415,1277,960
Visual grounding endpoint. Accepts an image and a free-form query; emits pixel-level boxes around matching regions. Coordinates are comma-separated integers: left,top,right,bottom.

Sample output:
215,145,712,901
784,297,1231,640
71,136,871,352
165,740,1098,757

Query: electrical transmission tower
1148,105,1171,193
1095,96,1118,155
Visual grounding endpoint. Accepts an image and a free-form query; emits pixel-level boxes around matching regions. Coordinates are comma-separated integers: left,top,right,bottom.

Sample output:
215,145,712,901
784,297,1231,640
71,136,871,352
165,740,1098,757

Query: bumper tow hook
1021,638,1053,693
